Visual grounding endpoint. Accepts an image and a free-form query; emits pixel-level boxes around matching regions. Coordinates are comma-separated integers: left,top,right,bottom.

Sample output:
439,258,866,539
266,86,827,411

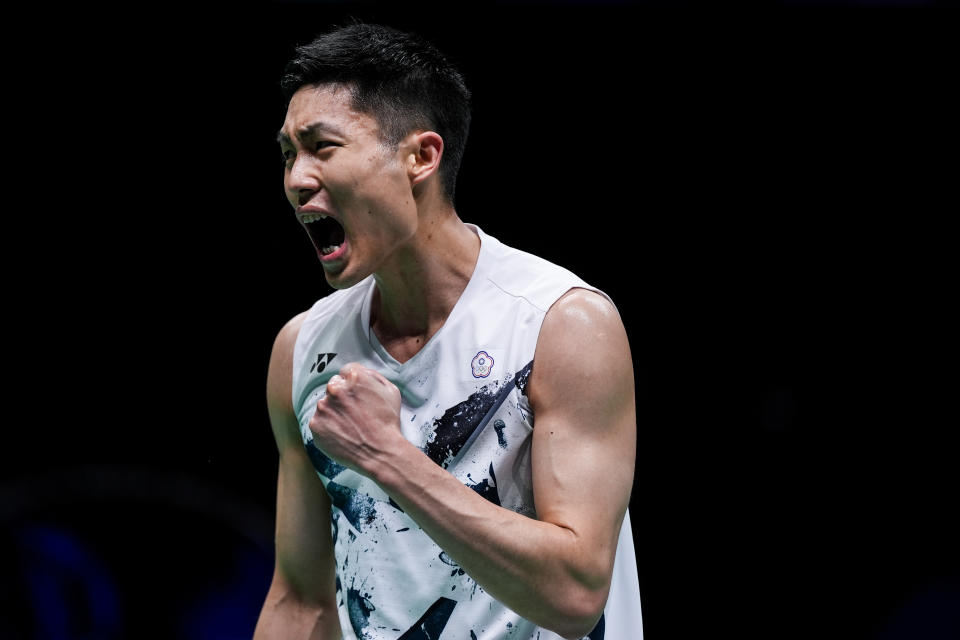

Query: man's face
279,84,418,289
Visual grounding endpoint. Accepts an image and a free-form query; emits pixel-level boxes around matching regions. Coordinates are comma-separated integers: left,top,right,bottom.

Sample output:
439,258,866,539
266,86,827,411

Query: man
254,23,642,640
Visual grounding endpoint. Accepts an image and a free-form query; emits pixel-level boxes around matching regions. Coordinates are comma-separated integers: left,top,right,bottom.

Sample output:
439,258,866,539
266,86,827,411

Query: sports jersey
291,224,643,639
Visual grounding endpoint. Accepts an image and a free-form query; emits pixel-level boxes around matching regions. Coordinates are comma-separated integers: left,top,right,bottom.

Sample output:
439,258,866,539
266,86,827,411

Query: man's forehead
278,119,344,144
280,84,373,139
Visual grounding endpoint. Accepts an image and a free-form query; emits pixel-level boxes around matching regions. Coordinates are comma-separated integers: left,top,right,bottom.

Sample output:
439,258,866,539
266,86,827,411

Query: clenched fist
308,362,407,475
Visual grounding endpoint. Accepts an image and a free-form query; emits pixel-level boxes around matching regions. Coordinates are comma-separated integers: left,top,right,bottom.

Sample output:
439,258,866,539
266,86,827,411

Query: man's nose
287,155,321,199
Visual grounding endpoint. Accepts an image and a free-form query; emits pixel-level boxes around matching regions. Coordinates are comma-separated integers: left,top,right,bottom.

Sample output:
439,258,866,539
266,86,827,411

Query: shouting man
254,23,643,640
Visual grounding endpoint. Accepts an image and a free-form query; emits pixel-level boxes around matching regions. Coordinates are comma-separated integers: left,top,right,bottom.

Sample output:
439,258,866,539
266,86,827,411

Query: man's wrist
363,432,422,489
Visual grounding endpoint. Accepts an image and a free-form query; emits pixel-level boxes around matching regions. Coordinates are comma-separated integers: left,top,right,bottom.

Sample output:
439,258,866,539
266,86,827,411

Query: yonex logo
471,351,494,378
310,353,337,374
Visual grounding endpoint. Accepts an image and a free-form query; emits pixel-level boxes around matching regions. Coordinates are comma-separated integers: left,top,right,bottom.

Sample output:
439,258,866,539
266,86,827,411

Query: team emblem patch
471,351,494,378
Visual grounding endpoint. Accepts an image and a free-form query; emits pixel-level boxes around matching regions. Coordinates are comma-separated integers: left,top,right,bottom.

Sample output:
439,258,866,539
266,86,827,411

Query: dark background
3,1,957,639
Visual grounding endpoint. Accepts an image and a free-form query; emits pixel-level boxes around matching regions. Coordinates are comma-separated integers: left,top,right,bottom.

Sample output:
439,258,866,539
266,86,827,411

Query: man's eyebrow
276,121,344,146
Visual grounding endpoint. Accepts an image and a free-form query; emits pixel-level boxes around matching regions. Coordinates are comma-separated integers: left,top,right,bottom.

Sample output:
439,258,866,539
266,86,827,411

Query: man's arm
254,313,341,640
312,289,636,639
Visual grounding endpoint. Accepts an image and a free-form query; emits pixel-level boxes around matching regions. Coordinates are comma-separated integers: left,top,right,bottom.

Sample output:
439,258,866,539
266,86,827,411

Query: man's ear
407,131,444,187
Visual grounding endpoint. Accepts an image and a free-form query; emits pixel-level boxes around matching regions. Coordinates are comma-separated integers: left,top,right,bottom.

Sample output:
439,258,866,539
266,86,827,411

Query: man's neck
369,211,480,364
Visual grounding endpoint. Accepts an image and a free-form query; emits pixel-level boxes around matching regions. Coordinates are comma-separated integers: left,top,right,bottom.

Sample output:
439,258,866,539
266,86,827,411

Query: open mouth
302,214,345,256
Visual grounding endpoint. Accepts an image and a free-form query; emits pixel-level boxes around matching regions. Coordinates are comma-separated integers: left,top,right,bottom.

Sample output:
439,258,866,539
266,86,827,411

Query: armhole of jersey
290,302,321,421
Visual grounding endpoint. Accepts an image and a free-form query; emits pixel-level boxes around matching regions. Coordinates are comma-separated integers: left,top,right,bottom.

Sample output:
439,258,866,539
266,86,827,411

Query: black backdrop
3,2,957,639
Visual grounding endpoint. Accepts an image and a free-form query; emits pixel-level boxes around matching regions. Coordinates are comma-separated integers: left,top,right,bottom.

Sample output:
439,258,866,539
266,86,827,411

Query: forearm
254,577,341,640
370,443,608,639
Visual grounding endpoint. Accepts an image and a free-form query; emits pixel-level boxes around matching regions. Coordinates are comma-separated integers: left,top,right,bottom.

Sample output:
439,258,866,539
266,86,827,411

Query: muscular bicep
265,313,338,606
528,289,636,581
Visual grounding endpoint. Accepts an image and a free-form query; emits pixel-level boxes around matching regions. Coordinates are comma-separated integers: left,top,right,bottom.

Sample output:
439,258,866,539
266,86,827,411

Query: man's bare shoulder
267,311,310,413
274,311,310,357
547,287,621,322
528,287,633,414
539,288,628,359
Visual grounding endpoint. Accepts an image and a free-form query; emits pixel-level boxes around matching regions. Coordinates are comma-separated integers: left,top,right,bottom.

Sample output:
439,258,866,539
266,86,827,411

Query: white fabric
292,225,643,639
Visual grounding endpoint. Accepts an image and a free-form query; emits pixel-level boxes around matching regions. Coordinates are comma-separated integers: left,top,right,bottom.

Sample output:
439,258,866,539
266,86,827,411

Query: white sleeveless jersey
292,225,643,640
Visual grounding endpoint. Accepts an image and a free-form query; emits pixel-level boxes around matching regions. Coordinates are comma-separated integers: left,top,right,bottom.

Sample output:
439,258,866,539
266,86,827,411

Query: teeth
321,245,339,256
301,213,328,224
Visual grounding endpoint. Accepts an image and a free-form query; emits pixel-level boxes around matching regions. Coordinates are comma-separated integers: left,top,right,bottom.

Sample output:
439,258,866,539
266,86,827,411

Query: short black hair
281,23,472,204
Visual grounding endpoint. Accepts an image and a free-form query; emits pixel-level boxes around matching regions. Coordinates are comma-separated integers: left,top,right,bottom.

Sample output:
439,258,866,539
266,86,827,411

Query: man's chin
322,264,365,290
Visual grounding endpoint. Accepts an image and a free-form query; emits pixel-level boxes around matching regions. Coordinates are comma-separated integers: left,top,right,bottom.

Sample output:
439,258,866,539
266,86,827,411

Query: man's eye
315,141,336,151
281,150,295,166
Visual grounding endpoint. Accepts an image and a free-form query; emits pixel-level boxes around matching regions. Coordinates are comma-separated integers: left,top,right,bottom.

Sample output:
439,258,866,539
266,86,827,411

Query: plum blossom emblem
471,351,494,378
